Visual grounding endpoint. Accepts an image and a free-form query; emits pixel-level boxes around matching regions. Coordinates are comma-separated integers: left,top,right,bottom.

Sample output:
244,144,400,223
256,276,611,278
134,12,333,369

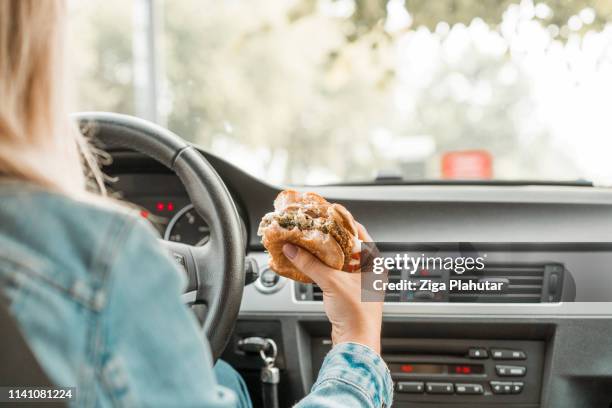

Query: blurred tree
71,0,611,184
337,0,612,33
70,0,134,115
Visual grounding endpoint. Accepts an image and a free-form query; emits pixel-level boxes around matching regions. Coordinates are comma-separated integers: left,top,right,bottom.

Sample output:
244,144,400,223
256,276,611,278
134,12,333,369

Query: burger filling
258,208,354,266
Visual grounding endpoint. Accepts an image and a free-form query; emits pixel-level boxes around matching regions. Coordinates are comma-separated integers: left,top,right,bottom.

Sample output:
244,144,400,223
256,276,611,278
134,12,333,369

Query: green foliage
71,0,611,184
339,0,611,32
70,0,134,115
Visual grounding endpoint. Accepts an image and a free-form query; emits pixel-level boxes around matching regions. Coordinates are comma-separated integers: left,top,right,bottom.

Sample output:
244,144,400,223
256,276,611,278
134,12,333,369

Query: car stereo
311,338,545,407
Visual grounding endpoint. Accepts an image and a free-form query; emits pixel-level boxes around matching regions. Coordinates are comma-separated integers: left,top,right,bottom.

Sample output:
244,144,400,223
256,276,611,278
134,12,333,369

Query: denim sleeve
295,342,393,408
101,216,237,407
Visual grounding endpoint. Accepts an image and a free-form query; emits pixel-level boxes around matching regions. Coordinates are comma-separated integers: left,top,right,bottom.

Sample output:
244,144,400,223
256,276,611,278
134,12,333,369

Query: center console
225,317,612,408
311,337,545,407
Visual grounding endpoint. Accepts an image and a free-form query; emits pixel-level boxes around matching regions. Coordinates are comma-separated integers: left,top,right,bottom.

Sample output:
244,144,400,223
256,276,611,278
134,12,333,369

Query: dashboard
104,148,612,408
117,188,210,245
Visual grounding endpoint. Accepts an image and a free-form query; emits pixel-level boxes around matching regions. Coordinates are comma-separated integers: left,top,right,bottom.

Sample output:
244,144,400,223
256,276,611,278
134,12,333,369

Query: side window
69,0,135,116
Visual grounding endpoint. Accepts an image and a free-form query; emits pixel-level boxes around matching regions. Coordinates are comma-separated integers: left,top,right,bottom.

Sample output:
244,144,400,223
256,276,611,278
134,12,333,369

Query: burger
258,190,361,283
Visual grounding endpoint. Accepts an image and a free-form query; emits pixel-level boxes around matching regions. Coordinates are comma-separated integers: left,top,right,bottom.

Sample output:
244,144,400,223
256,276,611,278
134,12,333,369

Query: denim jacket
0,185,393,407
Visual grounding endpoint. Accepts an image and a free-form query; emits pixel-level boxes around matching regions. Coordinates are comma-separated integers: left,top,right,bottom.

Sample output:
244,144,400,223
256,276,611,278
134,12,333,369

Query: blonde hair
0,0,102,196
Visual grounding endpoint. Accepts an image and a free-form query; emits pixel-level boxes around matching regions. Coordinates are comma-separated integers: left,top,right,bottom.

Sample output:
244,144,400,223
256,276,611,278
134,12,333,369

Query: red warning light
400,365,414,373
156,202,165,211
167,202,175,211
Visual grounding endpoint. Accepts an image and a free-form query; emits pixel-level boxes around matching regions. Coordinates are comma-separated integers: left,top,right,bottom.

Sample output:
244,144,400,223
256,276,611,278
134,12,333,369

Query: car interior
46,112,608,408
3,1,612,407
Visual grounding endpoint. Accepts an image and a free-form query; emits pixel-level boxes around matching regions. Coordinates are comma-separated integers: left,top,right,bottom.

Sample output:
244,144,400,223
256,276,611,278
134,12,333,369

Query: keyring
259,338,278,366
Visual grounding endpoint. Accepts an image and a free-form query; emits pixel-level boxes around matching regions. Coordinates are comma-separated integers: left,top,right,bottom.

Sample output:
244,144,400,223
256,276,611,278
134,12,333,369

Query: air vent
294,263,568,303
448,263,549,303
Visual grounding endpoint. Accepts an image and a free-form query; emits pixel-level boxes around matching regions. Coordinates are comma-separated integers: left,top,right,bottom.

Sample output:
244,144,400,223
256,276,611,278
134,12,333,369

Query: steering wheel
75,112,245,360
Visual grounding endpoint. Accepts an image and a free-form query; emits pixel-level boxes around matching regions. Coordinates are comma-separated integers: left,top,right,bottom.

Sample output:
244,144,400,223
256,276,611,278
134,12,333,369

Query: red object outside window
441,150,493,180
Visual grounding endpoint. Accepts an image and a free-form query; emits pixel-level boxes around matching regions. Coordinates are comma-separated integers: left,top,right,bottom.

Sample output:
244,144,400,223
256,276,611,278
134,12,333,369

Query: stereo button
426,382,454,394
396,382,424,393
511,382,524,394
496,365,526,377
490,381,513,394
491,349,526,360
468,348,488,359
455,383,484,395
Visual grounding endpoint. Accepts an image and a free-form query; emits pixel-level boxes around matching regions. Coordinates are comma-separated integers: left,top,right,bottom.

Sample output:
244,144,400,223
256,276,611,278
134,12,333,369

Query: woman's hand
282,224,383,354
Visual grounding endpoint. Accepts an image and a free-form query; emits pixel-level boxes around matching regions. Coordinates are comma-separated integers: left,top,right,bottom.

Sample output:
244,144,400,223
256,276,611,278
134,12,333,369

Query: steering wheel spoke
162,240,223,305
161,240,198,294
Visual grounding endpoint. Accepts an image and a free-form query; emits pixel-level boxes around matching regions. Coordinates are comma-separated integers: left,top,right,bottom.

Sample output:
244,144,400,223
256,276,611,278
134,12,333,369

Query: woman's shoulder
0,182,138,223
0,184,158,305
0,182,148,242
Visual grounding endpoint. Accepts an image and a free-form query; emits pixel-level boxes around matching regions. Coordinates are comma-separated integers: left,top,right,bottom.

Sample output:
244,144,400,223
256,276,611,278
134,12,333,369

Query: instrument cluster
130,197,210,246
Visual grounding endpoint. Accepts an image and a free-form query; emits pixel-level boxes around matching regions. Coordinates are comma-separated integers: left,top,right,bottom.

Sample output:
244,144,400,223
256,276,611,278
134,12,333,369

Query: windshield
70,0,612,185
